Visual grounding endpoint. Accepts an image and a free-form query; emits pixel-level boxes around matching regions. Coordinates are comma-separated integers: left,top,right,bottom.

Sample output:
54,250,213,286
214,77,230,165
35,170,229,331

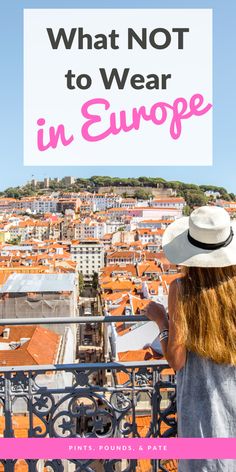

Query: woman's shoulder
169,276,184,292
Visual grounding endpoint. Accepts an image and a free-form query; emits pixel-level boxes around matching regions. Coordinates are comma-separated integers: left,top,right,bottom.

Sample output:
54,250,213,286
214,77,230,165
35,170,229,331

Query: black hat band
187,227,234,250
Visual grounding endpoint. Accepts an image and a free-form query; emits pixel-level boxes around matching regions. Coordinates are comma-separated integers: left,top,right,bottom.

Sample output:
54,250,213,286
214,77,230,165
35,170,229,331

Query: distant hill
1,176,235,210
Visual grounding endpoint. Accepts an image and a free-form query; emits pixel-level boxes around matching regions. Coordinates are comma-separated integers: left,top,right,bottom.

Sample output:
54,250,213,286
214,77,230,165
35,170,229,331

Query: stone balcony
0,316,177,472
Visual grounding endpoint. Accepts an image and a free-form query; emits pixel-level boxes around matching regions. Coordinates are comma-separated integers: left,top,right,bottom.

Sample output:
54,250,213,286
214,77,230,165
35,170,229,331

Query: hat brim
162,217,236,267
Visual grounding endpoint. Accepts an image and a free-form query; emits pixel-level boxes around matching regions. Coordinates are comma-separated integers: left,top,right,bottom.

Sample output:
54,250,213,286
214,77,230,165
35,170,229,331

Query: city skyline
0,162,234,467
2,174,235,198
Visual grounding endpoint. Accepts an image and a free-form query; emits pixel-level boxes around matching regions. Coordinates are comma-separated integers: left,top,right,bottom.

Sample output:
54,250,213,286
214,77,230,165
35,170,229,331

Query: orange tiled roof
0,325,61,366
131,297,151,314
107,251,139,259
136,459,152,472
101,280,135,292
136,228,153,235
162,274,183,285
141,219,173,224
145,281,161,295
161,460,178,471
102,292,127,302
136,459,178,472
100,264,137,277
153,197,184,202
126,413,177,437
118,348,161,363
110,299,128,317
0,415,46,438
137,262,162,277
116,348,162,383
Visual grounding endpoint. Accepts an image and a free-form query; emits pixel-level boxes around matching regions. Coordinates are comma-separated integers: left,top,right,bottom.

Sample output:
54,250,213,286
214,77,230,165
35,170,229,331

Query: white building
73,220,107,240
92,194,122,211
136,228,163,244
150,197,185,209
109,320,162,358
20,198,58,214
204,190,221,199
70,239,105,282
216,199,236,209
106,221,127,233
128,207,183,220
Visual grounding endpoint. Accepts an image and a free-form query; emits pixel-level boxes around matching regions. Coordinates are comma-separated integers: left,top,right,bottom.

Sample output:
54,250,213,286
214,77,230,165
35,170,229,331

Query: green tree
220,194,231,201
185,192,207,207
92,272,99,290
134,189,152,200
6,236,21,245
78,272,84,295
5,187,21,198
183,205,191,216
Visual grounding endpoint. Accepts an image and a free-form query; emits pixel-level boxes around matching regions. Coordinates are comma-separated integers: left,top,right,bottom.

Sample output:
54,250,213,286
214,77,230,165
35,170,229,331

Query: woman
145,205,236,472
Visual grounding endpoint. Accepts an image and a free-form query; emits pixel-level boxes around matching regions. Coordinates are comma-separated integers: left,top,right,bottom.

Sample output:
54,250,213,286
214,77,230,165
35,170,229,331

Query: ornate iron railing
0,316,177,472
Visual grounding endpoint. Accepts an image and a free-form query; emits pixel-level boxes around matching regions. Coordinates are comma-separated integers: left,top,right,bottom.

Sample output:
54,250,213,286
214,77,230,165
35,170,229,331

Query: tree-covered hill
1,176,235,209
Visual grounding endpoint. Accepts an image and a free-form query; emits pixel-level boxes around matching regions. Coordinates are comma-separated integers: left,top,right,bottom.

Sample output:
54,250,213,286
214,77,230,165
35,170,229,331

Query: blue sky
0,0,236,191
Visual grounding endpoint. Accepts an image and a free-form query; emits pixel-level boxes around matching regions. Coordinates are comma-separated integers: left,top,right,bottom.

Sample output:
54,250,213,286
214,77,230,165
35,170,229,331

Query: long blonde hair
176,265,236,364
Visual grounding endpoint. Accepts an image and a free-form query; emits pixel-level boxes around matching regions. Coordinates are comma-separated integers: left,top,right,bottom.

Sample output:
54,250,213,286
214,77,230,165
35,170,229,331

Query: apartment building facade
70,239,105,282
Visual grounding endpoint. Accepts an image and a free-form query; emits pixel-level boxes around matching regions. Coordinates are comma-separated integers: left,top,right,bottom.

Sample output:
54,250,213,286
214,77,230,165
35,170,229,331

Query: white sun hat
162,206,236,267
